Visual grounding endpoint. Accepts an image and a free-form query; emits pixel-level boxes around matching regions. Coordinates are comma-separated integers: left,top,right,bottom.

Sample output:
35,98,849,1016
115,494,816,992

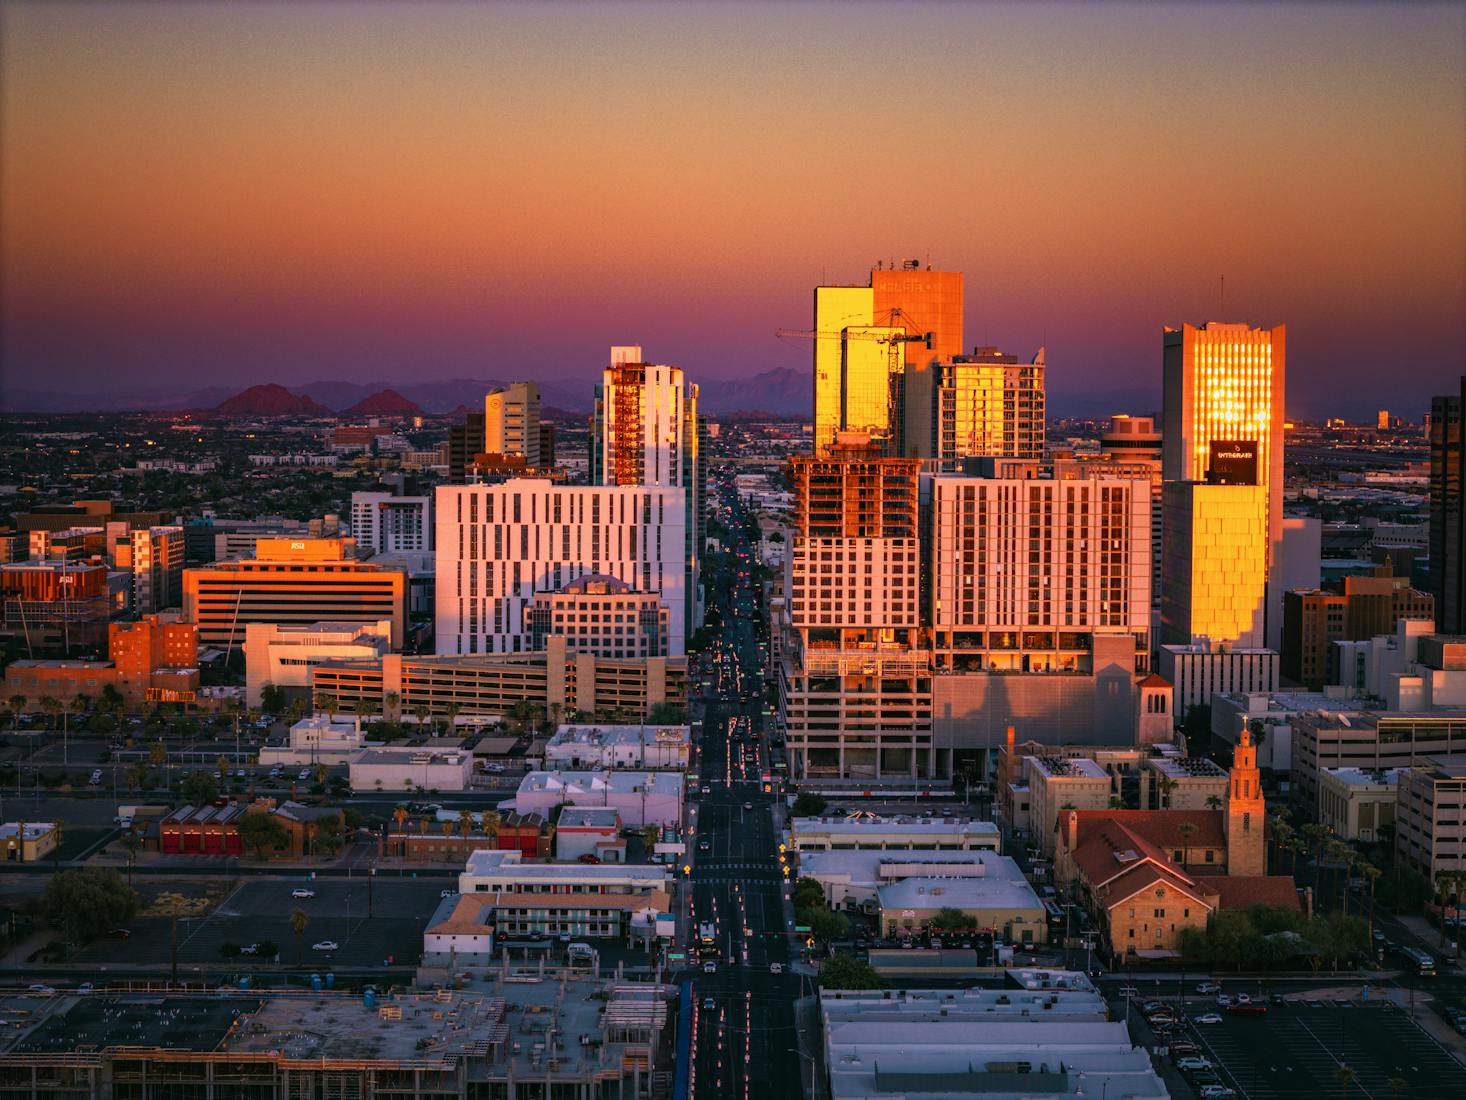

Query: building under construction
0,977,675,1099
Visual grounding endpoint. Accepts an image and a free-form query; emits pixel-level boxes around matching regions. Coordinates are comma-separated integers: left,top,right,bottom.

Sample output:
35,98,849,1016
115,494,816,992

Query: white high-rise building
434,481,687,657
350,492,433,554
484,382,541,466
929,462,1153,670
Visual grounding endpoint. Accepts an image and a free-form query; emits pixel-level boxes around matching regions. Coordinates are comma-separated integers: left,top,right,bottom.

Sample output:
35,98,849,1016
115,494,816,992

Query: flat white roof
877,876,1042,913
518,770,683,796
462,849,669,885
793,816,999,836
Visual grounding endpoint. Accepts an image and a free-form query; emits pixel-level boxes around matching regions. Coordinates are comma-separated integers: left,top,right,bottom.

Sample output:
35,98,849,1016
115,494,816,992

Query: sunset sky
2,1,1463,417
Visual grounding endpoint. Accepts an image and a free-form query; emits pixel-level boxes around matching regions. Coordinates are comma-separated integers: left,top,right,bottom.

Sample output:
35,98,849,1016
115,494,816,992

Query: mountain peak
342,388,422,416
213,383,333,417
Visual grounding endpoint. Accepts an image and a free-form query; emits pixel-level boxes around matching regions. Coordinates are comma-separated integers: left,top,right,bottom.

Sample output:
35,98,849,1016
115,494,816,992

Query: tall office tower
1429,379,1465,633
350,491,434,554
590,347,701,628
1160,479,1269,648
448,414,486,482
929,461,1153,670
1162,321,1286,646
812,263,963,455
109,524,185,615
183,539,407,651
779,433,928,779
893,346,1046,466
435,481,687,658
484,382,541,466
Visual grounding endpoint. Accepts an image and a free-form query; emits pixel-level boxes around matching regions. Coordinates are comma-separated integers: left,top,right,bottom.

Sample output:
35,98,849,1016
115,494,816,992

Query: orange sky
2,1,1462,416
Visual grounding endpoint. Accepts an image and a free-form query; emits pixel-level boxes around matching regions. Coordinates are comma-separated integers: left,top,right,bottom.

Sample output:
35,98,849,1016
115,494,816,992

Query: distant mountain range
0,368,817,418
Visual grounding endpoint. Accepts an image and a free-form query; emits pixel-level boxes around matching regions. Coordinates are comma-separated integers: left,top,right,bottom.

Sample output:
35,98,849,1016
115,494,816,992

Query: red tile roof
1069,809,1226,851
1202,875,1302,911
1093,861,1214,911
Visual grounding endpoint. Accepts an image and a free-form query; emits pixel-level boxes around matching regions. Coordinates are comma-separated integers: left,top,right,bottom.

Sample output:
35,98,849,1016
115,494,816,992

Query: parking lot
1185,999,1466,1100
72,878,444,971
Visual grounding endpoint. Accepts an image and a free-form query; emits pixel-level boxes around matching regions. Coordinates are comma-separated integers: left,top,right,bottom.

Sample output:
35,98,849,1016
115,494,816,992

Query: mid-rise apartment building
1283,574,1435,689
893,346,1046,467
1396,756,1466,881
780,434,927,780
182,538,406,651
928,462,1152,671
524,573,670,659
349,491,433,554
434,481,686,657
110,524,185,614
1429,378,1465,634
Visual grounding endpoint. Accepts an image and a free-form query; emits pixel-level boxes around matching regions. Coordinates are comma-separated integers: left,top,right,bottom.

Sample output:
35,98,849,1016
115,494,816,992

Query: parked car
27,985,55,996
441,889,456,899
1200,1087,1236,1099
1118,985,1139,998
769,962,784,974
1140,1000,1166,1014
1234,992,1251,1005
239,944,260,955
1196,981,1219,994
1227,1003,1268,1016
297,769,311,781
89,769,103,785
484,762,505,773
1193,1013,1224,1025
1175,1057,1213,1072
1214,994,1234,1007
312,941,339,952
291,888,315,899
108,928,131,939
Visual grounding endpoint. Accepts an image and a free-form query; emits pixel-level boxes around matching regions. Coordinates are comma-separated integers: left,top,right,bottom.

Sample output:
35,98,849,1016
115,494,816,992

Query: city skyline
3,1,1464,419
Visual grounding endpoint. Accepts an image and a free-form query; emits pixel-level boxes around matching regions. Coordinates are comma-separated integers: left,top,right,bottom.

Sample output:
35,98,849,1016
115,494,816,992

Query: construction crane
774,326,932,350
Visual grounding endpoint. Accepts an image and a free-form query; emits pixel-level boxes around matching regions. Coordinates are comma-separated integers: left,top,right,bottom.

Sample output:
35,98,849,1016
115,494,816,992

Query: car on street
291,888,316,899
1234,992,1251,1004
484,762,505,773
89,769,103,785
769,962,783,974
1169,1040,1200,1057
1140,1000,1166,1014
1214,994,1233,1006
702,997,716,1010
702,961,717,973
298,769,311,781
1200,1087,1236,1099
1175,1057,1213,1072
239,944,259,955
1196,981,1219,994
1193,1013,1224,1025
701,786,711,795
27,985,55,996
312,941,339,951
441,889,456,898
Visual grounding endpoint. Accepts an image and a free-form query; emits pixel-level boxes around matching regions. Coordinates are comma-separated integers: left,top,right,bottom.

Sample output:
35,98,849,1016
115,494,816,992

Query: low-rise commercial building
349,748,474,792
243,619,392,708
0,821,59,863
543,723,690,769
787,815,1000,853
1319,767,1402,843
422,895,494,964
556,807,626,862
258,714,370,767
507,770,683,828
821,979,1167,1100
459,848,671,942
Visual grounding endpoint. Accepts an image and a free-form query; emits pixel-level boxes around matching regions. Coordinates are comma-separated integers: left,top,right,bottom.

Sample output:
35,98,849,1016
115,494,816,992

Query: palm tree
1156,775,1178,809
1334,1064,1356,1098
383,691,401,721
1205,794,1223,811
1359,860,1382,940
124,764,146,792
7,694,26,731
289,906,310,964
1387,1076,1409,1100
443,703,460,737
318,694,339,722
120,831,144,887
351,696,374,727
153,892,209,983
412,704,431,731
1176,820,1196,868
149,740,169,787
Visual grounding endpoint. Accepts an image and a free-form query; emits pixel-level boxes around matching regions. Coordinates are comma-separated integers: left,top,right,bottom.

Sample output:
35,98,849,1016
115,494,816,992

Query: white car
239,944,259,955
703,961,717,973
1193,1013,1224,1025
297,769,311,781
441,889,456,899
1200,1088,1236,1100
89,770,103,785
1196,981,1219,994
1234,992,1251,1005
484,762,505,773
769,962,783,974
312,941,339,952
1214,994,1234,1006
1175,1057,1213,1072
291,888,315,899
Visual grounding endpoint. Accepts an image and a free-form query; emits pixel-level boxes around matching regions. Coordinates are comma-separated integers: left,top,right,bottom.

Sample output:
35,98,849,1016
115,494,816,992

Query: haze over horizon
2,1,1463,419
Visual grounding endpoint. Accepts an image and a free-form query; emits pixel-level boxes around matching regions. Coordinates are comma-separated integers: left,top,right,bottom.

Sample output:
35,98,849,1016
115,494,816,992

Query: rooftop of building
259,620,391,640
462,848,670,885
1147,755,1227,780
1418,755,1466,780
354,748,471,766
0,822,57,841
5,659,115,671
545,723,690,748
1322,766,1406,787
516,770,683,796
800,848,1024,885
557,806,622,830
1161,643,1278,656
877,875,1043,913
791,814,1000,836
1030,755,1110,780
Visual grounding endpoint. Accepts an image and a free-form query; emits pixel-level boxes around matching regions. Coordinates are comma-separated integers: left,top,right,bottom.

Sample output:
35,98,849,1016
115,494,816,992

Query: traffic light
683,864,692,876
